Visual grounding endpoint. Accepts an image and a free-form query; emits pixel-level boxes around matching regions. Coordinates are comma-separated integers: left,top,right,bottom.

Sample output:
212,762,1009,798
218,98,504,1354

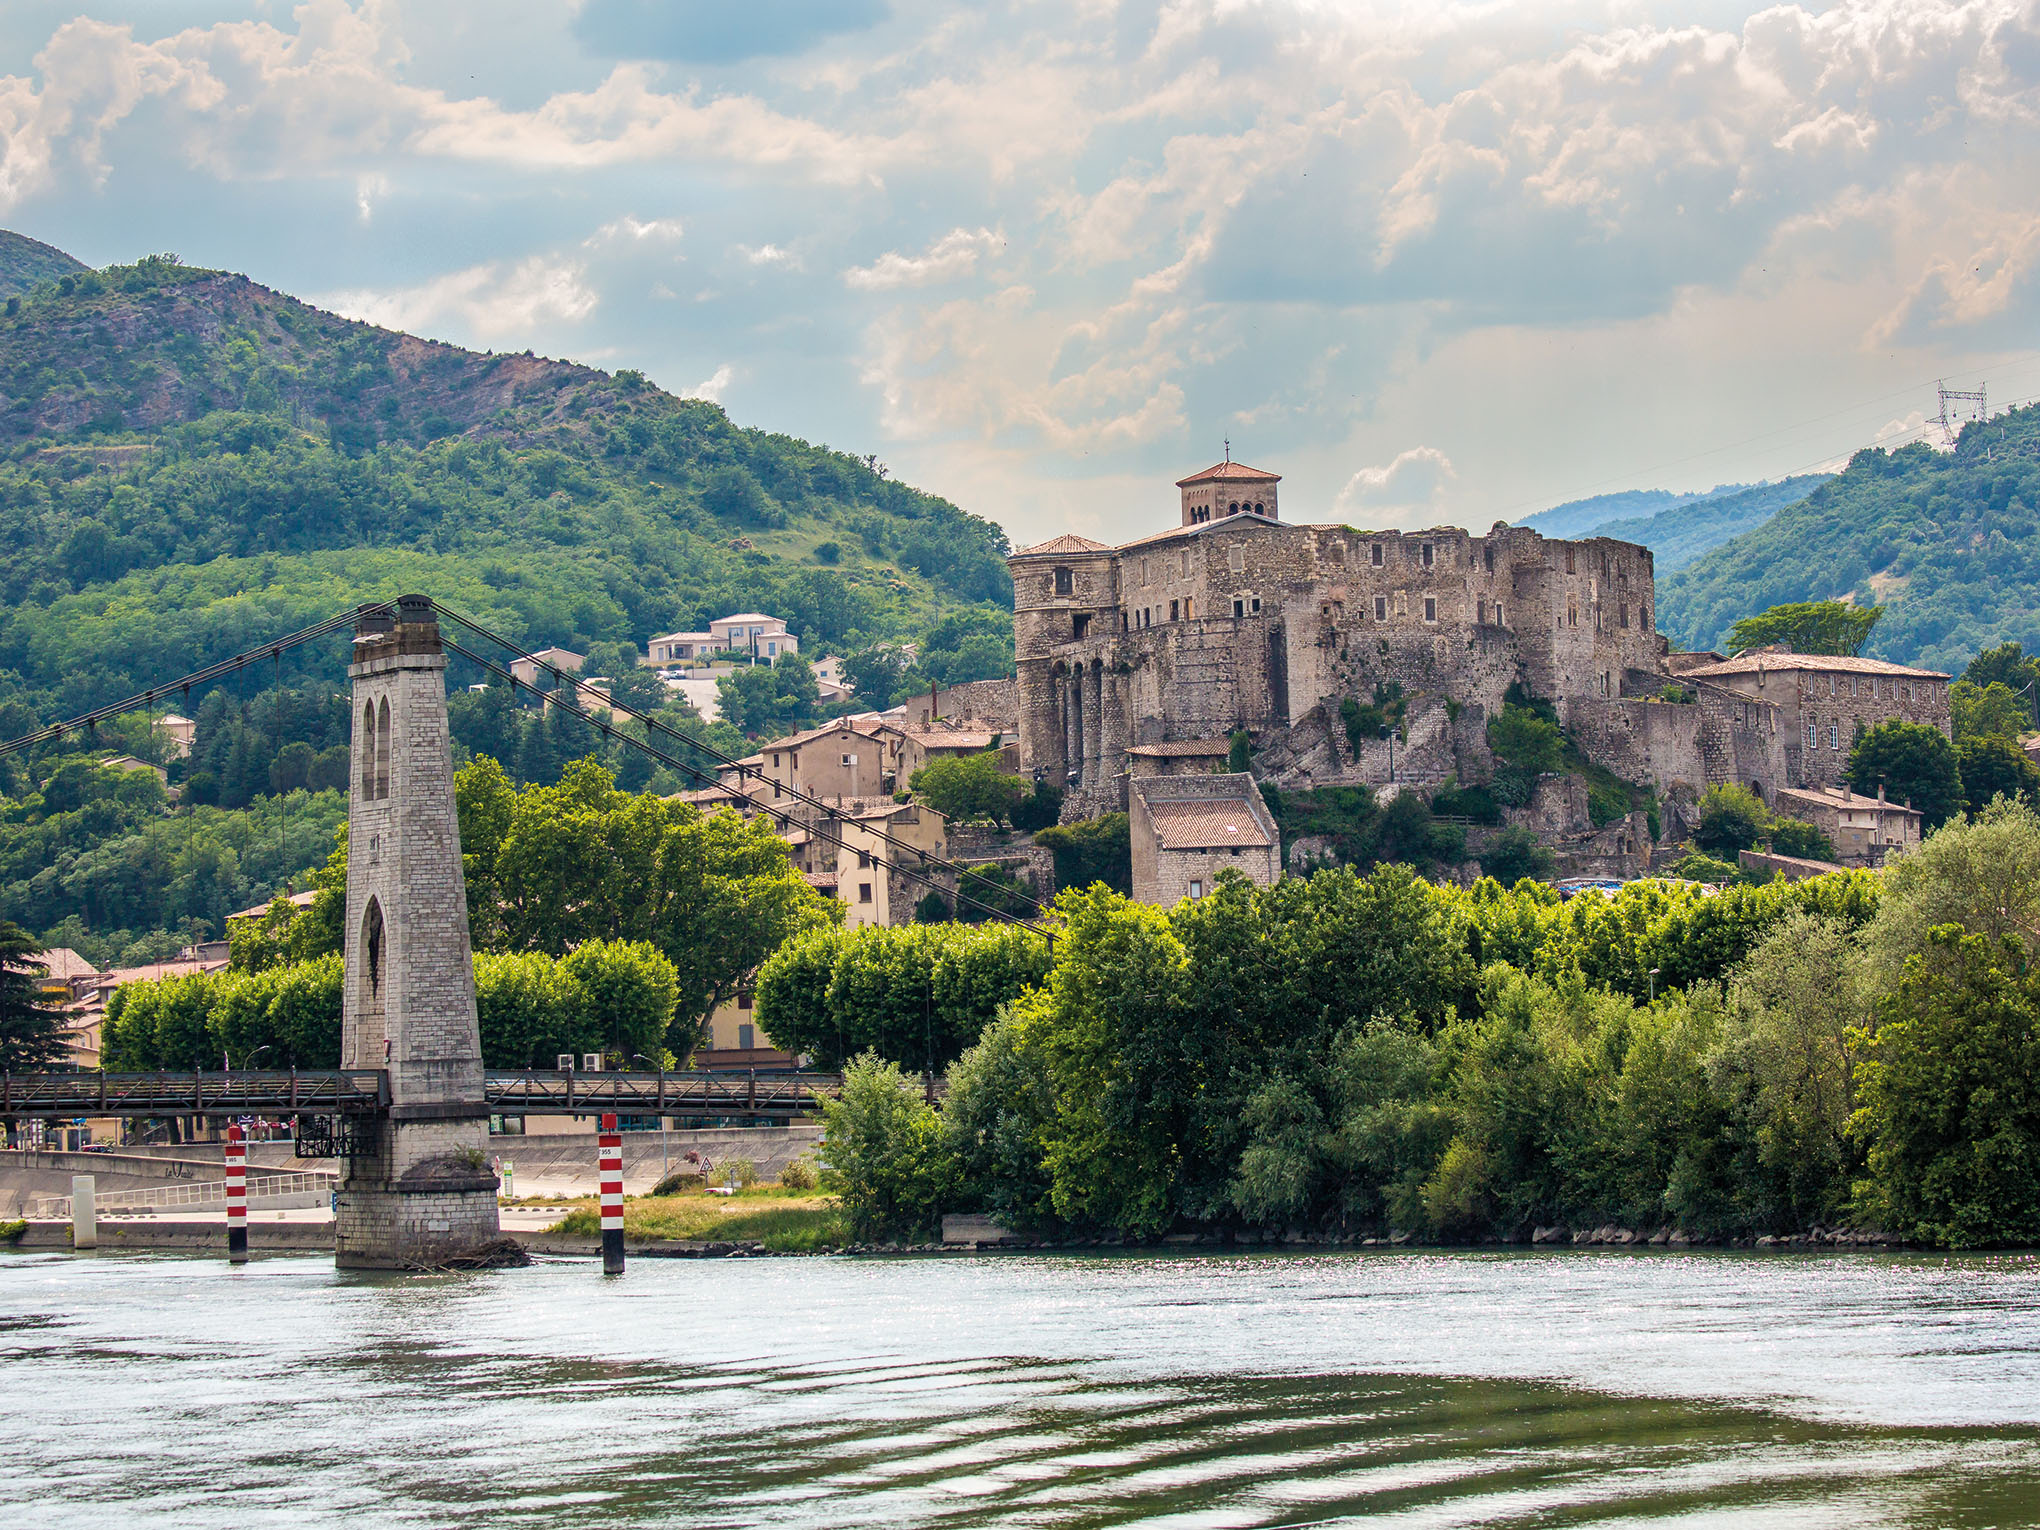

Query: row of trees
814,809,2040,1248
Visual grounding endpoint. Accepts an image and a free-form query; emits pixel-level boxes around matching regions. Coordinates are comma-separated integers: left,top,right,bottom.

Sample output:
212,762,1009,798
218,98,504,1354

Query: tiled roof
1175,460,1281,486
227,889,319,921
889,728,1000,750
1126,739,1232,756
1013,533,1113,557
1681,652,1949,680
761,715,887,752
1774,785,1923,815
715,613,783,626
37,948,100,982
1146,798,1275,851
1117,515,1286,551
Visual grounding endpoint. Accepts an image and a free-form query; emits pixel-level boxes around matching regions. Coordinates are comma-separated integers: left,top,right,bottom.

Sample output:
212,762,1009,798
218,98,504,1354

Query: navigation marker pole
599,1115,625,1275
225,1124,248,1264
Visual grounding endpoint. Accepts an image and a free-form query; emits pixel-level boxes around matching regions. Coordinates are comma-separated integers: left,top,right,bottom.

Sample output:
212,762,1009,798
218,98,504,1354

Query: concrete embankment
12,1220,337,1252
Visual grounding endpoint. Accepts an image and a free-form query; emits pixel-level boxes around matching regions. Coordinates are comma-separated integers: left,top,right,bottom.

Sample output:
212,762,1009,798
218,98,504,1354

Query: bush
1694,783,1770,856
1481,826,1554,886
909,751,1025,826
1487,703,1565,776
1767,817,1835,861
819,1053,956,1239
778,1156,819,1191
1035,813,1132,896
1848,721,1964,829
1664,849,1743,883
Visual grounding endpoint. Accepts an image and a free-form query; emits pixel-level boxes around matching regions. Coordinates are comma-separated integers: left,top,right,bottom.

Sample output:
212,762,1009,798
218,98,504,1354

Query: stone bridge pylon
336,596,502,1268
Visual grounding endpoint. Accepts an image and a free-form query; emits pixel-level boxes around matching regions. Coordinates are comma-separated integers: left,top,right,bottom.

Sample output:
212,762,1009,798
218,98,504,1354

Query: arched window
1254,501,1264,515
360,702,376,801
362,898,385,997
374,698,392,800
1229,502,1239,515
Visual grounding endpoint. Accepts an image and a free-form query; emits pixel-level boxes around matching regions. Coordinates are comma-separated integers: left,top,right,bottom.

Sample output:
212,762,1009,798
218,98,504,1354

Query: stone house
1129,773,1282,906
1668,648,1953,792
1127,738,1234,781
878,723,1018,788
740,715,892,801
509,646,584,689
1769,784,1922,867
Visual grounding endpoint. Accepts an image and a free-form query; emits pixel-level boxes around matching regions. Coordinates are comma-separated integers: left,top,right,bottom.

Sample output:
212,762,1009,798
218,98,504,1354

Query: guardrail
484,1070,840,1119
28,1168,337,1220
0,1070,389,1119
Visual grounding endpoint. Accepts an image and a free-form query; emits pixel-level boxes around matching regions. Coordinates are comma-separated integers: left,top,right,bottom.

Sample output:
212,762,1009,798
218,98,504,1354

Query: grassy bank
547,1185,850,1253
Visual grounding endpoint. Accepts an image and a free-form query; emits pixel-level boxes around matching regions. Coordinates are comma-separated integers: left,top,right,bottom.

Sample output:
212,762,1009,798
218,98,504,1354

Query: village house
645,612,800,667
1768,784,1924,867
1129,773,1283,906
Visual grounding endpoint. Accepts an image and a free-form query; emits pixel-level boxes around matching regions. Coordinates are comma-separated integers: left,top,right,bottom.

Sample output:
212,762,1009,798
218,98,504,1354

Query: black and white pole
599,1114,624,1275
225,1122,248,1265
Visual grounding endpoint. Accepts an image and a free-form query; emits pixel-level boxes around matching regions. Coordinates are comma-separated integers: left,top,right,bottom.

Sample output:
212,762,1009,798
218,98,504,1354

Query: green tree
1727,599,1882,657
1847,720,1964,829
818,1053,955,1239
1852,927,2040,1247
716,654,820,738
1034,813,1132,896
1766,817,1835,861
1866,798,2040,979
1957,736,2040,813
910,752,1025,826
841,644,913,707
1694,783,1770,857
1480,826,1555,886
1962,641,2040,698
0,920,71,1070
563,939,679,1066
1227,730,1252,773
1951,679,2031,743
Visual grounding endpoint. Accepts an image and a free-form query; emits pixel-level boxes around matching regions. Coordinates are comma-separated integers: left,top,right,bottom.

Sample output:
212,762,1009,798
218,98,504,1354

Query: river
5,1247,2040,1526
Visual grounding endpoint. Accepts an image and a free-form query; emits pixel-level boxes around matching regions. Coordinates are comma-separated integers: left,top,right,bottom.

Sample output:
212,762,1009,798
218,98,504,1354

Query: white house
646,613,799,666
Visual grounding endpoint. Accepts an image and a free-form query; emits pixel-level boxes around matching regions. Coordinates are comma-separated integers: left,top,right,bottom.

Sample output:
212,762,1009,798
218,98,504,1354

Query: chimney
1877,782,1886,804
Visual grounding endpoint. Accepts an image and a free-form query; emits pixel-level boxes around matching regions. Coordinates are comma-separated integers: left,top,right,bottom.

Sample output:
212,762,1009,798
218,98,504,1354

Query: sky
2,0,2038,550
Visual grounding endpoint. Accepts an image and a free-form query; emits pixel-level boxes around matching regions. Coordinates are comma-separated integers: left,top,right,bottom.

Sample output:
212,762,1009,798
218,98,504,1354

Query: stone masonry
336,596,502,1269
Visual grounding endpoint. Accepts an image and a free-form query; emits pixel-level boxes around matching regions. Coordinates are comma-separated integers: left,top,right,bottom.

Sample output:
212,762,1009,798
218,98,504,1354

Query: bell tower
335,595,501,1268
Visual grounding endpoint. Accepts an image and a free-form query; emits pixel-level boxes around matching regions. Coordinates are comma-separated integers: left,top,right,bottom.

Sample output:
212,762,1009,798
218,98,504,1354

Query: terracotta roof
1126,739,1232,757
227,889,319,922
1682,652,1948,681
37,948,100,983
1013,533,1113,558
1175,460,1281,487
762,715,888,752
889,728,1000,750
802,872,840,890
1774,785,1923,815
1117,515,1286,551
1146,798,1275,851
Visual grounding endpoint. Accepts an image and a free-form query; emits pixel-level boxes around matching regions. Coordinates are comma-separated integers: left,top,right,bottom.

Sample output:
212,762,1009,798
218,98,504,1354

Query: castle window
1831,723,1840,749
1169,599,1180,620
1181,550,1191,576
1423,597,1437,623
374,697,391,801
1184,598,1194,619
1054,566,1073,596
1234,598,1245,618
1477,600,1485,624
1254,501,1264,515
1620,604,1629,628
1496,603,1504,626
1251,597,1261,614
1566,547,1576,574
1229,502,1239,515
1568,606,1578,627
1485,546,1495,573
1375,596,1387,620
1421,543,1434,568
1189,879,1204,899
1371,544,1384,567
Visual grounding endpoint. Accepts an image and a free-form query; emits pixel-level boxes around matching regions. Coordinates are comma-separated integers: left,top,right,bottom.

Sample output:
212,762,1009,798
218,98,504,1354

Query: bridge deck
0,1070,840,1121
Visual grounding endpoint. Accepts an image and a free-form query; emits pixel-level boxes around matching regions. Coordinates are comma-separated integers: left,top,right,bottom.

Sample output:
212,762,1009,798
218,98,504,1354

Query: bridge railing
0,1070,390,1120
27,1168,337,1221
483,1070,841,1117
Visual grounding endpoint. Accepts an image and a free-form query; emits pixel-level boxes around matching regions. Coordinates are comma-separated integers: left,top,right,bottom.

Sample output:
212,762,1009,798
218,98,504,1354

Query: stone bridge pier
336,596,502,1268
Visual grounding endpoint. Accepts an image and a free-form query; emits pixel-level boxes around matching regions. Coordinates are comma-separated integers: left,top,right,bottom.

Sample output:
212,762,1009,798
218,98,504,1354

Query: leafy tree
717,653,820,738
842,644,914,707
1951,679,2031,743
699,462,780,527
1847,720,1964,829
1727,599,1882,657
1957,736,2040,813
1034,813,1132,896
1694,783,1771,857
1486,702,1565,777
954,863,1036,922
1766,817,1835,861
562,939,680,1066
1481,825,1555,885
1963,641,2040,698
910,752,1025,826
0,920,71,1070
1227,729,1252,773
1866,798,2040,979
1852,927,2040,1247
818,1053,956,1239
1009,780,1063,833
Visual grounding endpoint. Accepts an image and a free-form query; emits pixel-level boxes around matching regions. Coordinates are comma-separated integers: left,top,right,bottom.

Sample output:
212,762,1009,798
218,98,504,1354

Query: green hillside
0,244,1013,715
1590,476,1824,571
1657,405,2040,672
0,230,85,300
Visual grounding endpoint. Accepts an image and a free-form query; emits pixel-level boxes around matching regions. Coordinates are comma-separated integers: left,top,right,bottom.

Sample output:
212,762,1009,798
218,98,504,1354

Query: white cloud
684,364,734,403
588,215,684,245
318,256,598,341
739,242,799,268
844,228,1002,291
1335,447,1459,518
355,171,387,223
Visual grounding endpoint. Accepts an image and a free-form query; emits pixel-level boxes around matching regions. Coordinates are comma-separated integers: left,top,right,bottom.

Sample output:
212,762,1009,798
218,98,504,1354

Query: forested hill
1656,404,2040,672
0,242,1013,714
0,230,85,299
1515,478,1823,571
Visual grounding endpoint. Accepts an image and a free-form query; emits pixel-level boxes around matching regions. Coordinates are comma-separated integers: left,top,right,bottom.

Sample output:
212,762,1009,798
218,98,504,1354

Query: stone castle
1010,458,1953,872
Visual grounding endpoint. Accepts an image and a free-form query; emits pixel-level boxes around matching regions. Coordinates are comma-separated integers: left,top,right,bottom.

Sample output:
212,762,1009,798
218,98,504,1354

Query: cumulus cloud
1336,447,1459,518
318,256,598,341
844,228,1002,291
683,363,735,403
738,242,799,268
588,215,684,245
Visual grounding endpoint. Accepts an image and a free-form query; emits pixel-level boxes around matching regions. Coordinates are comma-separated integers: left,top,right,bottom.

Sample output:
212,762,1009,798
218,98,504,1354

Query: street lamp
1378,724,1396,783
1647,968,1661,1003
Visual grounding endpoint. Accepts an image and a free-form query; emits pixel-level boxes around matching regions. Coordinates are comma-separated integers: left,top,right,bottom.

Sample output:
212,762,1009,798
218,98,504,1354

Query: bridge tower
336,595,501,1268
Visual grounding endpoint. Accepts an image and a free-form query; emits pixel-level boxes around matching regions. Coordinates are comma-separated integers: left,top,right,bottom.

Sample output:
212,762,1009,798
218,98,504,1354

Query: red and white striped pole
599,1114,624,1275
225,1123,248,1265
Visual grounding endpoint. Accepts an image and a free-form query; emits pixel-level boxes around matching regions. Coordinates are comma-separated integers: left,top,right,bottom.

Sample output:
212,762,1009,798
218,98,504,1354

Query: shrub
1694,783,1770,856
1481,826,1555,886
819,1053,956,1238
778,1156,819,1191
1767,817,1835,861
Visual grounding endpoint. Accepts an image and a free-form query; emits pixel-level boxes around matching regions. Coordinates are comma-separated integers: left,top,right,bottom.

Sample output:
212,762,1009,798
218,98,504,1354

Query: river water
5,1247,2040,1526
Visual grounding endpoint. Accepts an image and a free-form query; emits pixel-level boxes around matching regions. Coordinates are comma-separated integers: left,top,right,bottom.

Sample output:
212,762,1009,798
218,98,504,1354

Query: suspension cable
0,604,392,760
436,633,1051,936
431,601,1051,929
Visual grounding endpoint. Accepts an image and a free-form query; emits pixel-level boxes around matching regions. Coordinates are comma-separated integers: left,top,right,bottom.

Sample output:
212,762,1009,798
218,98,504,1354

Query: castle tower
335,595,501,1269
1009,533,1117,797
1176,459,1280,526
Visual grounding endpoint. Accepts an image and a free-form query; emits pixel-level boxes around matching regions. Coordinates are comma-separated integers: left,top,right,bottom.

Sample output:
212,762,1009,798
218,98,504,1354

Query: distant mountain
1588,477,1825,571
0,230,86,300
0,237,1013,714
1657,405,2040,673
1516,487,1705,540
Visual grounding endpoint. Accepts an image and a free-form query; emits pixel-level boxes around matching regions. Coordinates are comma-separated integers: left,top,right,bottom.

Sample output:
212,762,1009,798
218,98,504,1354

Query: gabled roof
1146,799,1275,851
1013,533,1113,558
1774,785,1923,816
1176,460,1281,487
1117,515,1287,551
1681,652,1948,681
1126,739,1232,757
714,612,784,626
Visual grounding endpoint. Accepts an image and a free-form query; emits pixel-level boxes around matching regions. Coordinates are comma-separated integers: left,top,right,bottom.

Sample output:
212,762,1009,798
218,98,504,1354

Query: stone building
1665,649,1953,791
1769,784,1923,867
1008,458,1953,870
1011,458,1661,818
1129,773,1282,905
